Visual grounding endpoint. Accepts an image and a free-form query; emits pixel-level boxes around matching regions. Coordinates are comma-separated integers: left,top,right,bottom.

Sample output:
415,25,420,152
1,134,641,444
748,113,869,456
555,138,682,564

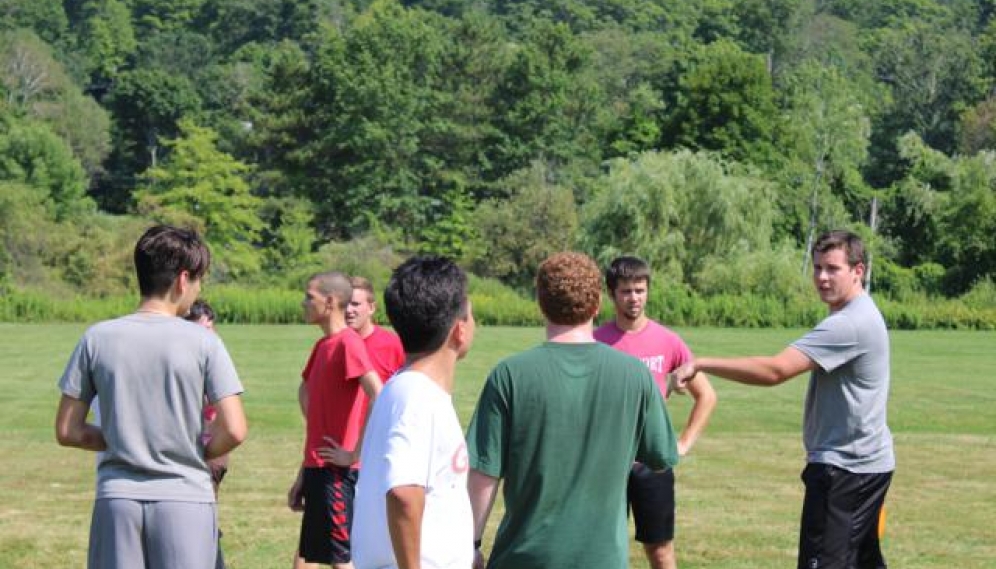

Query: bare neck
321,313,349,337
408,350,458,394
546,321,595,344
614,313,649,333
136,297,179,317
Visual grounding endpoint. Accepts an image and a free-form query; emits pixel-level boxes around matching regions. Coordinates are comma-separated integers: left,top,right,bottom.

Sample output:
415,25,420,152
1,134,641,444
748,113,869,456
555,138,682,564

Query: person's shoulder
369,325,402,345
593,320,618,341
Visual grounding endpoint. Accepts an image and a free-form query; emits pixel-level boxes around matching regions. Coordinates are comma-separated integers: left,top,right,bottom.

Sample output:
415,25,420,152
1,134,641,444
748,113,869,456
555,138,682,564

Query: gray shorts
88,498,218,569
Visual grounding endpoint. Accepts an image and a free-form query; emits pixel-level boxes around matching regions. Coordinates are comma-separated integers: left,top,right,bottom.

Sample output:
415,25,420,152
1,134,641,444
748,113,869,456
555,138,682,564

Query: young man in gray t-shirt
674,230,894,569
55,225,248,569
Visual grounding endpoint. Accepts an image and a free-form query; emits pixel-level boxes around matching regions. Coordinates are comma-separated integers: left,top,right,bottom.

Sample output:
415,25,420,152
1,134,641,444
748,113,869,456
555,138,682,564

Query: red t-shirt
363,325,405,382
593,319,693,398
301,328,374,467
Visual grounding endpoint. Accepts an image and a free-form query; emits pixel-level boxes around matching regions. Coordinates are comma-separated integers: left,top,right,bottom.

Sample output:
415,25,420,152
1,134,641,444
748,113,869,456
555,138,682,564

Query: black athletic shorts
299,466,358,565
798,462,892,569
627,462,676,544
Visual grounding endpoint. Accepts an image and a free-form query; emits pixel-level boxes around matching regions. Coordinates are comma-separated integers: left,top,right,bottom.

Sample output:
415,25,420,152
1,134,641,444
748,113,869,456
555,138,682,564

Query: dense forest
2,0,996,313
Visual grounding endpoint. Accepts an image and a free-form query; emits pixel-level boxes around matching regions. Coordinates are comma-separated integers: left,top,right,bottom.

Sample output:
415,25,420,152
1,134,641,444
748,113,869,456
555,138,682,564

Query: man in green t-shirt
467,252,679,569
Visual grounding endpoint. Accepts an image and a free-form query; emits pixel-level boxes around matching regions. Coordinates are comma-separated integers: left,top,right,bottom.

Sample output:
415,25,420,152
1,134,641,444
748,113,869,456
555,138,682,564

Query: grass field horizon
1,324,993,568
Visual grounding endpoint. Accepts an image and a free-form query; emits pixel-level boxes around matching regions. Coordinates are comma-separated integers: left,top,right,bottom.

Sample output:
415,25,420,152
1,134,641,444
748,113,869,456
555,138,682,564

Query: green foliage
0,117,93,219
75,0,137,85
468,162,579,288
774,59,873,244
580,149,776,287
661,40,779,165
0,0,68,44
101,68,202,212
136,119,264,281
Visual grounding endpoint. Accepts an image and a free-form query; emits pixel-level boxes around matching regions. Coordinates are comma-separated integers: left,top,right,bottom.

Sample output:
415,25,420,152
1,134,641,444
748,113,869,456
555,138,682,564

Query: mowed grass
1,323,993,568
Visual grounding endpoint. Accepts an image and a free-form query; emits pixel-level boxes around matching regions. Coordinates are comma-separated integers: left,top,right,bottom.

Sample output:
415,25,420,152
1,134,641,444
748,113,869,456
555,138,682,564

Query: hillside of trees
2,0,996,315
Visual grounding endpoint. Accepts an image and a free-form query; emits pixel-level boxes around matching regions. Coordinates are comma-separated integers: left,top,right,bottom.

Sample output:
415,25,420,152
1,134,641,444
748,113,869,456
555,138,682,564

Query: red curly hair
536,252,602,325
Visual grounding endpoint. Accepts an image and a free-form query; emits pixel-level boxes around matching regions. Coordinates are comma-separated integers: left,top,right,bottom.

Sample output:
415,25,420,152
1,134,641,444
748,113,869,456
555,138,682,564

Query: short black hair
184,299,215,323
605,256,651,293
134,225,211,297
384,255,468,354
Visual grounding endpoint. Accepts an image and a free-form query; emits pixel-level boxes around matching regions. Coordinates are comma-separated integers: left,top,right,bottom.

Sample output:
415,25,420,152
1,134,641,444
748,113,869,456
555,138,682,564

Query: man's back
60,313,242,502
467,342,678,569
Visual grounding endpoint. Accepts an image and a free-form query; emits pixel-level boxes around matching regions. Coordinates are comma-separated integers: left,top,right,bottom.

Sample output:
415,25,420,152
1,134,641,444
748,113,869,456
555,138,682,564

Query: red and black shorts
799,463,892,569
299,466,358,565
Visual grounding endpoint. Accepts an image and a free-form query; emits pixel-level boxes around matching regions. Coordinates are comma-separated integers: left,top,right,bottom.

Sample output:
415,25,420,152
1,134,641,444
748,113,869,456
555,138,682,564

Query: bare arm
205,394,247,460
298,381,308,417
55,395,106,451
318,370,384,466
677,371,717,456
387,485,426,569
468,469,499,546
676,346,815,387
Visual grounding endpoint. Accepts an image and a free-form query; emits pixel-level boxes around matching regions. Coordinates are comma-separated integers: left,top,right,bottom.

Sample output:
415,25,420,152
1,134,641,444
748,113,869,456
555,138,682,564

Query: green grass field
1,323,993,568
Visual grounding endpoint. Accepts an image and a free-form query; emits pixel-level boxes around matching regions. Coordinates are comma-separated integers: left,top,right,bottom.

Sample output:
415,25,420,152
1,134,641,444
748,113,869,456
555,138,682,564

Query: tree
488,19,604,177
468,162,578,288
866,20,989,186
0,29,70,109
777,60,872,260
579,149,776,288
100,68,202,212
0,116,93,220
135,119,263,280
661,40,779,166
74,0,137,90
0,0,68,44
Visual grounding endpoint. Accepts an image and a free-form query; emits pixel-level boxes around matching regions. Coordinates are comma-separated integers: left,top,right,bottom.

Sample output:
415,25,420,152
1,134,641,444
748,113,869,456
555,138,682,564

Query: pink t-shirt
594,319,693,398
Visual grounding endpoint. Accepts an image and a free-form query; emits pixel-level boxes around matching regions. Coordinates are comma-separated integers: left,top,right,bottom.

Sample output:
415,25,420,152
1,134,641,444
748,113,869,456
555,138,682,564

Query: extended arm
54,394,106,451
387,485,426,569
676,346,815,387
298,381,308,417
205,394,248,460
677,371,717,456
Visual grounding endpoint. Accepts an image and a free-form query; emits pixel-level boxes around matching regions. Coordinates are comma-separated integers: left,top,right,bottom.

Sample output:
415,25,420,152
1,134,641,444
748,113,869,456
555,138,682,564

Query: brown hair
349,275,375,303
536,252,602,325
813,230,866,267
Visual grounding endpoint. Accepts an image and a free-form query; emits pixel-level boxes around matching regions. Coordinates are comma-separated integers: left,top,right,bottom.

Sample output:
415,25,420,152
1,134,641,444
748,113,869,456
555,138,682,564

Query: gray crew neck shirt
792,293,895,473
59,313,244,502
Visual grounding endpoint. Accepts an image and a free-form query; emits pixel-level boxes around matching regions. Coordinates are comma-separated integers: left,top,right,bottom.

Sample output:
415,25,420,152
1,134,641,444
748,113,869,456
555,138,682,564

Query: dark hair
308,271,353,310
134,225,211,297
536,252,602,325
384,255,468,354
184,299,215,323
605,256,652,293
813,230,866,268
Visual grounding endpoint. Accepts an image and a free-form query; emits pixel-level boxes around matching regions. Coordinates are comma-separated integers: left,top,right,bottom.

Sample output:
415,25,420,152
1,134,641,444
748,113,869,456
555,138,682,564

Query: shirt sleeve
343,332,375,381
58,335,95,403
466,368,509,478
204,335,244,403
792,313,861,373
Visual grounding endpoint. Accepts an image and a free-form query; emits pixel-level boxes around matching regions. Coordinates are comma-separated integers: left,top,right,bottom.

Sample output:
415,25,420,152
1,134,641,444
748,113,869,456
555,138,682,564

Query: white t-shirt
352,370,473,569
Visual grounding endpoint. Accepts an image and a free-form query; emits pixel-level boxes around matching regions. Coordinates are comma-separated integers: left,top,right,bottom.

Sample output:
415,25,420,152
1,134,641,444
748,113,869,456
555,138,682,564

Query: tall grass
3,282,996,329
